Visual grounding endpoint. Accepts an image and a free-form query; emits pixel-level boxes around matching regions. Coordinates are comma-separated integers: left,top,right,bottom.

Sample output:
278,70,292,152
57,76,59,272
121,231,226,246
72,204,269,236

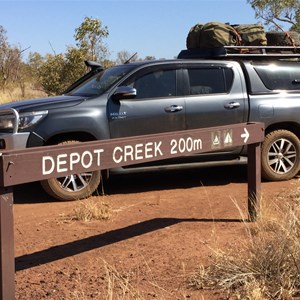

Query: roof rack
177,46,300,60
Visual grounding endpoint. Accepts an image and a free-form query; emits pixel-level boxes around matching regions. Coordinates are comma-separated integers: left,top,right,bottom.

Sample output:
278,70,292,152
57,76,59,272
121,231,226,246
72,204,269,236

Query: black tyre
40,140,101,201
261,130,300,181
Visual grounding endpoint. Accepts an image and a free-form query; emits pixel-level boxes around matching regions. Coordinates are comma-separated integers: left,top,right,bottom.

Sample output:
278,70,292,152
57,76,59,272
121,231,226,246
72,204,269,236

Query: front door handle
164,105,183,113
224,102,240,109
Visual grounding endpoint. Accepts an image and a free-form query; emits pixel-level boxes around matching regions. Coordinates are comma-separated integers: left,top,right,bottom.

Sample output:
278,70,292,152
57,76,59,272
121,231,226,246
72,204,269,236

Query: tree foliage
0,15,157,98
0,25,23,91
74,16,109,61
38,47,88,95
38,16,110,95
248,0,300,31
38,54,65,95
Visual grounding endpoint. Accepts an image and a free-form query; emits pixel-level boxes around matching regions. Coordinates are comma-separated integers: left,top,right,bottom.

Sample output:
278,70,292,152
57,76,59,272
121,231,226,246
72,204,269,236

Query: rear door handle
224,102,240,109
164,105,183,113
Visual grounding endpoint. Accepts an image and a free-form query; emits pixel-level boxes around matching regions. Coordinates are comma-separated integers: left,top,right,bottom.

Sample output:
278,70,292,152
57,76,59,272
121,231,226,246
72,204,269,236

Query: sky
0,0,260,61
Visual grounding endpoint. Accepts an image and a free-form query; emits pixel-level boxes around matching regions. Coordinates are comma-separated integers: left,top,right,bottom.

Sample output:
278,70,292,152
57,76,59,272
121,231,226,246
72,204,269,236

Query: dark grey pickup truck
1,46,300,200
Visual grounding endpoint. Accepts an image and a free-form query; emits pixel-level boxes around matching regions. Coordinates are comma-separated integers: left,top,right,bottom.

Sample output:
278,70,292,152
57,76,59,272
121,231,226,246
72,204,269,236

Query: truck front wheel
40,140,101,201
261,130,300,181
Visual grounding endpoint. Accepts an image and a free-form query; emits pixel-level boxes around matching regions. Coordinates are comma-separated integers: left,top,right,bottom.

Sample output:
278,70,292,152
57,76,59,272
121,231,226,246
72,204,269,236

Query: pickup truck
0,46,300,201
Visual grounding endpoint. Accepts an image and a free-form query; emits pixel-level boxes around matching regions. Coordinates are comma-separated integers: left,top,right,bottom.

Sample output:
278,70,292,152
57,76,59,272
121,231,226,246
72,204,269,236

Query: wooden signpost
0,122,264,299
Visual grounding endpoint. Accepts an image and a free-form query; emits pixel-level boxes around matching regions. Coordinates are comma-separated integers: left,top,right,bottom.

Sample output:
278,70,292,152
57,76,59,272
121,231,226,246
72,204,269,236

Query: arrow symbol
241,128,249,143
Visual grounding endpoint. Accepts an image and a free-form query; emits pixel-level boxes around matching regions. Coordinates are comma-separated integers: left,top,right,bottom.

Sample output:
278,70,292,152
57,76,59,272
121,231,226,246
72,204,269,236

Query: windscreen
69,65,135,97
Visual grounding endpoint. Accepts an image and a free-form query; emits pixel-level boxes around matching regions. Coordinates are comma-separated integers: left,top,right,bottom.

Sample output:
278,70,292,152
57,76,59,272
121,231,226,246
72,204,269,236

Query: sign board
0,122,264,187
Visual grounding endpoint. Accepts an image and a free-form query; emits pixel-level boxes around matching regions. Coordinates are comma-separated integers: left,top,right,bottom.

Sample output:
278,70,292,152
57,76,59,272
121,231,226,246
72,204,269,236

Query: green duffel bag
234,24,267,46
186,23,203,49
199,22,241,48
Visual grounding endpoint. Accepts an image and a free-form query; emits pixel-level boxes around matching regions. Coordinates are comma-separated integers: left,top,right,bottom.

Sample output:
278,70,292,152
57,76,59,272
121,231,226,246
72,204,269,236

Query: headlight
0,110,48,131
18,111,48,129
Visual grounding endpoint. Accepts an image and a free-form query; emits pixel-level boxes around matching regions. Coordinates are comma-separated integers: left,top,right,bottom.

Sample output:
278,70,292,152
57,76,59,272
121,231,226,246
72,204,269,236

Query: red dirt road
13,165,299,299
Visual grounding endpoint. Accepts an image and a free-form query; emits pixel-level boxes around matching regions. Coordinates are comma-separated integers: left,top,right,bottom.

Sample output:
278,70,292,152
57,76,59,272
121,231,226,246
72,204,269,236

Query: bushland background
0,0,300,103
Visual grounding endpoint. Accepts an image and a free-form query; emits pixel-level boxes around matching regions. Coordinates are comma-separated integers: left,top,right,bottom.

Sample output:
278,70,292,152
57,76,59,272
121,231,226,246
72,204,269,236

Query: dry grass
65,259,171,300
189,190,300,300
100,259,188,300
103,262,144,300
70,197,112,222
0,83,47,103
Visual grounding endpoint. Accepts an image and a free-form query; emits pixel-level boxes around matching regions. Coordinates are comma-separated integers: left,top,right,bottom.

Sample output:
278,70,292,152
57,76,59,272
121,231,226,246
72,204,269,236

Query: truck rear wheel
261,130,300,181
40,140,101,201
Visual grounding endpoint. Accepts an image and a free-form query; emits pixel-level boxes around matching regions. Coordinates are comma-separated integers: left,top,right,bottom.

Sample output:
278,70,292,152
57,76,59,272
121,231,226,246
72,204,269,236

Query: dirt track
13,165,299,299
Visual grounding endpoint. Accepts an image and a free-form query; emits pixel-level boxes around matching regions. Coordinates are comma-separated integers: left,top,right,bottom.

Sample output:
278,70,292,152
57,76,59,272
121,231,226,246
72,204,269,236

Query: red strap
285,31,296,48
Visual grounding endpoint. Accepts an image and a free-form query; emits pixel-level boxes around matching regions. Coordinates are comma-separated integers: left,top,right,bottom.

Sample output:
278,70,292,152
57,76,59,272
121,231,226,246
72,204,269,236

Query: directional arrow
241,128,249,143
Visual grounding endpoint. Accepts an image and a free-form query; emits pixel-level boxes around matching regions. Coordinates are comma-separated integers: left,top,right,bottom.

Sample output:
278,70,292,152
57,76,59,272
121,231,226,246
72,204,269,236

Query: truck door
184,64,248,156
108,65,186,138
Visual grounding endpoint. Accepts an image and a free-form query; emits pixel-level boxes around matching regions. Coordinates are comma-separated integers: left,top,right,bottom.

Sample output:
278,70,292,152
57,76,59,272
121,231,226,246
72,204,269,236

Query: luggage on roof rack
184,21,300,60
266,31,300,47
186,22,241,49
178,45,300,60
186,22,268,49
233,24,267,46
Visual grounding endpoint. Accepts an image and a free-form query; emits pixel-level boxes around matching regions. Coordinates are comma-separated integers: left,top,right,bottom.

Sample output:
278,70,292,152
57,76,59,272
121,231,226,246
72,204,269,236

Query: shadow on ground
15,216,245,272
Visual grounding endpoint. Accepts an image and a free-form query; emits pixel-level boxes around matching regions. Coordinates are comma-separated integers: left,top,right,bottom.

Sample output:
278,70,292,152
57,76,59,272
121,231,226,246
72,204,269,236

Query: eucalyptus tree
248,0,300,31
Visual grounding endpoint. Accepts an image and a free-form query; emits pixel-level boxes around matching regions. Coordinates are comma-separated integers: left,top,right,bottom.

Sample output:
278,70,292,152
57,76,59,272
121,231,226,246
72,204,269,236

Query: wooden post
247,143,262,222
0,187,15,300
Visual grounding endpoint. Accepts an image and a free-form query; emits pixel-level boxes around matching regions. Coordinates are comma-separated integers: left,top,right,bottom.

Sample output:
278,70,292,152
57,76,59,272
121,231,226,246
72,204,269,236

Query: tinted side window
126,69,177,99
253,63,300,90
187,68,233,95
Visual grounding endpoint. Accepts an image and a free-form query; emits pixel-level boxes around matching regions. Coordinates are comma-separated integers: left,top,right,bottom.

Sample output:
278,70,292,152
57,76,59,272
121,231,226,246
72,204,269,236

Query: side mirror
112,86,136,101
